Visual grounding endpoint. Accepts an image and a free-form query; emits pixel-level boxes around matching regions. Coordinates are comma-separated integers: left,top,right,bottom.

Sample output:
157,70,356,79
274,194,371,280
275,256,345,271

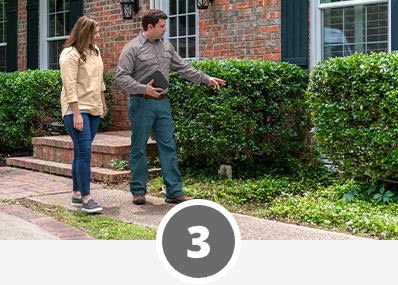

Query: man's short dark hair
142,9,168,31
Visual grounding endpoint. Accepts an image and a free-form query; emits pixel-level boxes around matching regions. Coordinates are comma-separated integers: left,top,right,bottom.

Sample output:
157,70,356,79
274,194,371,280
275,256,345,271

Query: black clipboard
141,70,169,90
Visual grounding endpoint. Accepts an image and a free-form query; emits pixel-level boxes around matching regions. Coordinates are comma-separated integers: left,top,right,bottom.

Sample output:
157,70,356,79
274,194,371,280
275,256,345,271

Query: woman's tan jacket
59,46,106,117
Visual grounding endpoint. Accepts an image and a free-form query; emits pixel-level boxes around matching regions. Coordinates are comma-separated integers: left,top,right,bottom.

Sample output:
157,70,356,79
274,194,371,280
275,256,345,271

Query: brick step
32,131,157,168
6,156,161,183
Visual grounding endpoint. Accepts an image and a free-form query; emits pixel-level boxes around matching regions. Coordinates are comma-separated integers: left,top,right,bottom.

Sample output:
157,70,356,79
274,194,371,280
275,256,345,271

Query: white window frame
310,0,391,68
39,0,69,69
151,0,199,60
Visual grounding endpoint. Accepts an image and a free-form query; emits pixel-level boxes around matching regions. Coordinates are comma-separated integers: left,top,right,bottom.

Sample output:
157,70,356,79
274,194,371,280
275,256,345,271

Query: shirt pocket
137,52,157,68
159,51,172,70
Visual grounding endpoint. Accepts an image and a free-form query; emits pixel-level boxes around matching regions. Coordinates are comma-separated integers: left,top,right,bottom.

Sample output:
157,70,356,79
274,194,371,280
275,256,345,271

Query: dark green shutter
281,0,309,68
392,0,398,51
70,0,84,33
6,0,18,71
27,0,39,69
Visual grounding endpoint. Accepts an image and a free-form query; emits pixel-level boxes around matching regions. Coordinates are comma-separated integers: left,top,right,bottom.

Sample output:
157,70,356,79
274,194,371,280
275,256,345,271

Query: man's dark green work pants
128,96,184,199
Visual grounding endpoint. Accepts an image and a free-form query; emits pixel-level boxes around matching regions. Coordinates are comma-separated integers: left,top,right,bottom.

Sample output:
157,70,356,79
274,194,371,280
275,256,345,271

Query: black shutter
27,0,39,69
281,0,309,68
392,0,398,51
70,0,84,33
6,0,18,71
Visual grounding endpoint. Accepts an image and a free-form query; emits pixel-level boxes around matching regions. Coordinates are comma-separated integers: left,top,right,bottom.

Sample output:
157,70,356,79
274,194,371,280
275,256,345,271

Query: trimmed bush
169,59,309,168
307,52,398,181
0,70,114,150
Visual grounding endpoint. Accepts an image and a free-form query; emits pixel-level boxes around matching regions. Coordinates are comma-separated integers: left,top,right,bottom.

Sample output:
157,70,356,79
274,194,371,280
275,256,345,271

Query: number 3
187,226,210,259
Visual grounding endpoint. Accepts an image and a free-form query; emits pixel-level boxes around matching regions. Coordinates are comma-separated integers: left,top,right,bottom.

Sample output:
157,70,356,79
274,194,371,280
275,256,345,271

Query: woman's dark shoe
81,199,103,214
71,196,83,207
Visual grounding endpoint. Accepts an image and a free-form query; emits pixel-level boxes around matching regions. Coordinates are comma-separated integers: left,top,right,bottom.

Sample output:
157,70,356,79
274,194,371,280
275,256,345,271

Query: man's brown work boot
132,194,146,205
165,194,192,204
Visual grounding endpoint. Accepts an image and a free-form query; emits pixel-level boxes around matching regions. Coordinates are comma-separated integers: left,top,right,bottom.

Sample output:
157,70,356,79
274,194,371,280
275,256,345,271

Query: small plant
342,189,359,202
110,159,129,171
372,185,397,204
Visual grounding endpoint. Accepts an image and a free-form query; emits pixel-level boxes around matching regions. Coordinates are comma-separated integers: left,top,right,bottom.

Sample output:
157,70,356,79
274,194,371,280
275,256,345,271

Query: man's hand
146,79,164,98
208,77,226,91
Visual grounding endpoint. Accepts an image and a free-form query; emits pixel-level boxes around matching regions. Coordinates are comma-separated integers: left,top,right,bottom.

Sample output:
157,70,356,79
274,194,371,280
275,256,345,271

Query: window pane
56,0,64,11
170,0,177,15
49,0,56,13
48,15,55,37
55,13,64,36
367,4,388,42
178,16,186,36
188,37,195,58
65,11,70,33
170,16,177,37
64,0,70,11
170,39,177,51
48,40,65,70
188,14,195,35
179,0,186,14
179,37,186,58
48,41,57,68
0,46,5,72
322,3,388,59
0,23,3,43
188,0,195,13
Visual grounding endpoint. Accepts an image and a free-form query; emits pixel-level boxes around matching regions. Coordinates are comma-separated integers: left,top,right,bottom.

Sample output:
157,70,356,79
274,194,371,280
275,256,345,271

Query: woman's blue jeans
63,113,100,197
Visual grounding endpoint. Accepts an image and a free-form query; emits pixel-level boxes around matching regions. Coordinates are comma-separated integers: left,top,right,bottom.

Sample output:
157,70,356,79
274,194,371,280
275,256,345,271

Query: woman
60,16,107,213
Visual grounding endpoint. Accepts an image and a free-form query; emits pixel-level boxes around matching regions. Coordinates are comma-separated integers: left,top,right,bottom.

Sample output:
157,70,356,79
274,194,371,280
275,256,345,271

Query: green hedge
0,70,114,150
307,52,398,181
169,59,309,168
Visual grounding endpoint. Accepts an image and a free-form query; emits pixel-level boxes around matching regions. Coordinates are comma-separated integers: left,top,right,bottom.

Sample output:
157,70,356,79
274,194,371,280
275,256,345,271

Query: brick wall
15,0,283,131
18,0,27,71
198,0,281,60
84,0,150,131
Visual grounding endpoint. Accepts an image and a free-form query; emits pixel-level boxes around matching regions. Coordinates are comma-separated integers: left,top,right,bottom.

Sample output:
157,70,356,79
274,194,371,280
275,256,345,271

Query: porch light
197,0,215,10
120,0,140,19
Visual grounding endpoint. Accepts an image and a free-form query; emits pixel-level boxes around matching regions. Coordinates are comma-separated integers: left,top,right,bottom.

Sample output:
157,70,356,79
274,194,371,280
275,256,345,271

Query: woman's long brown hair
64,16,99,62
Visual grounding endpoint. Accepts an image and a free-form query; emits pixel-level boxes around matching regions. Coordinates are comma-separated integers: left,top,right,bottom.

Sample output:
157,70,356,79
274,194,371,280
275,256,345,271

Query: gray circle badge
156,199,241,284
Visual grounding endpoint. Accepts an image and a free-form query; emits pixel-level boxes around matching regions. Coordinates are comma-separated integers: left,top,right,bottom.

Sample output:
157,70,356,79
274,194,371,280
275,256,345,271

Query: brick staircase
6,131,160,183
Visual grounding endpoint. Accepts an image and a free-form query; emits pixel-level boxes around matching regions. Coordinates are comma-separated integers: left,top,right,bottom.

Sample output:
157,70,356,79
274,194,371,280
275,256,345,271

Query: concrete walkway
0,167,364,240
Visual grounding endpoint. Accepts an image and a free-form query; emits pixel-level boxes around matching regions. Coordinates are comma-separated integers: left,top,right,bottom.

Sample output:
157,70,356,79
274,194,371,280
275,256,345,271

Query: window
311,0,389,65
151,0,199,59
168,0,197,59
0,0,6,72
40,0,70,69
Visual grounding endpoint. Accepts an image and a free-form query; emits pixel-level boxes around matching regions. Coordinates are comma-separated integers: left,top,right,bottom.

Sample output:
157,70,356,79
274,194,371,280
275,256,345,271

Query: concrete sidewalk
0,167,364,240
0,203,94,240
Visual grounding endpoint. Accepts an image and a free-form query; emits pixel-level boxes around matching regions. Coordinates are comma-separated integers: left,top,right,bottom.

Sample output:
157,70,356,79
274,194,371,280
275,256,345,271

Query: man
116,9,225,205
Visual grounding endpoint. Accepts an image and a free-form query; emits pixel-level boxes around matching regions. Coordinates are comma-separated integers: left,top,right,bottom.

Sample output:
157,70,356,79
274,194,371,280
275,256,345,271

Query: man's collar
138,31,148,44
139,31,162,44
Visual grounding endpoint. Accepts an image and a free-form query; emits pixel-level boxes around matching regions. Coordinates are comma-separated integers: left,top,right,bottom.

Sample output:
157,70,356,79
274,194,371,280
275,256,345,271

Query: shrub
169,59,309,168
0,70,114,150
307,52,398,181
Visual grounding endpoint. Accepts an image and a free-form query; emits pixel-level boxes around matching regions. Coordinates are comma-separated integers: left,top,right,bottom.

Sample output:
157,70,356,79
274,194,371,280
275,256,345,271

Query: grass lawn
13,199,156,240
146,165,398,239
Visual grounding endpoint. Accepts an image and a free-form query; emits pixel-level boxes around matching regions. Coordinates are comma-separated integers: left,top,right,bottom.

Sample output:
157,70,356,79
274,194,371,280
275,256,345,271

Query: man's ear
147,23,154,31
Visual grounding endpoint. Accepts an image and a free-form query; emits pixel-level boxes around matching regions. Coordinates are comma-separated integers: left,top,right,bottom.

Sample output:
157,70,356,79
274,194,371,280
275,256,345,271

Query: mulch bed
0,150,32,167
